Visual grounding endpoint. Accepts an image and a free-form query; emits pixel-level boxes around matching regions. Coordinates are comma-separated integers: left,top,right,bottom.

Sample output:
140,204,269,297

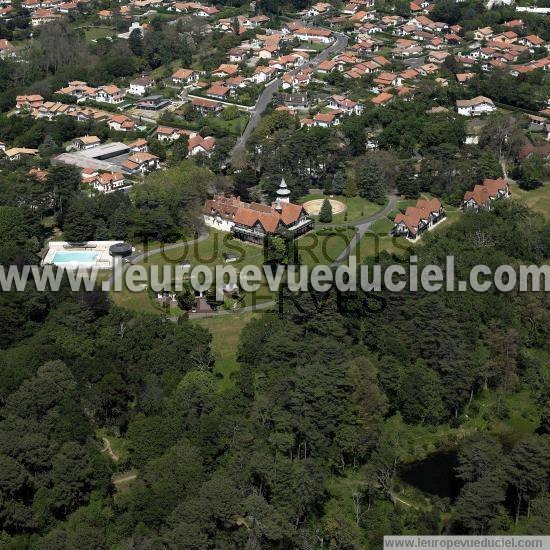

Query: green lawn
353,232,410,263
296,227,356,266
83,27,117,41
509,182,550,219
299,194,381,224
158,112,250,138
297,41,328,52
110,230,271,314
196,311,264,390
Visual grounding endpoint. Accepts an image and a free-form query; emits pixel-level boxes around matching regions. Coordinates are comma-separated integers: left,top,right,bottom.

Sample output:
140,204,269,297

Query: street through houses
230,30,349,162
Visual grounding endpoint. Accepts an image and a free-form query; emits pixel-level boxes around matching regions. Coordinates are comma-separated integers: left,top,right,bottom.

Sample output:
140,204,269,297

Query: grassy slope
84,27,117,41
510,182,550,219
196,311,263,391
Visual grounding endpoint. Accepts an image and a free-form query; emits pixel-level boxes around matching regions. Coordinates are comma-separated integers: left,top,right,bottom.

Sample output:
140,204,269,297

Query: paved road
230,31,349,162
333,194,399,265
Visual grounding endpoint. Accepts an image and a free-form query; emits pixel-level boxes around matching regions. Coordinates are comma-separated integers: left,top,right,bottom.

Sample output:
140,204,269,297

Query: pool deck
43,241,123,269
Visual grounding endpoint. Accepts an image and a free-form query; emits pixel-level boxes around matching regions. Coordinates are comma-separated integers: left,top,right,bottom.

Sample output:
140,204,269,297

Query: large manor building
202,179,312,243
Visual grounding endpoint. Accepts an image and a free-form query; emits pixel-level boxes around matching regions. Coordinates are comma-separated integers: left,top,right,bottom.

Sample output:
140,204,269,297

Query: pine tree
396,169,420,198
171,137,189,164
318,198,333,223
129,29,143,57
332,172,345,195
357,161,386,204
343,178,358,198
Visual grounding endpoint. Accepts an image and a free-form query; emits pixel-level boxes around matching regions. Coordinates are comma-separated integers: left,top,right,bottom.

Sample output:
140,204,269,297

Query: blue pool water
52,251,99,265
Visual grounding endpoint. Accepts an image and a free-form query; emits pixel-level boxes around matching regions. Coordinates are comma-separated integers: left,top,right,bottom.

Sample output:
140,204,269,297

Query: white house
95,85,126,104
129,76,155,96
171,68,199,85
122,152,160,174
72,135,101,150
456,96,496,116
328,95,364,115
294,27,334,44
93,172,126,193
252,66,277,84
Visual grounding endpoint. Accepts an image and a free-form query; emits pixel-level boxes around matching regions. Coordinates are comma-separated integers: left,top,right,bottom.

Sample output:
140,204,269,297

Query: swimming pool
52,251,99,266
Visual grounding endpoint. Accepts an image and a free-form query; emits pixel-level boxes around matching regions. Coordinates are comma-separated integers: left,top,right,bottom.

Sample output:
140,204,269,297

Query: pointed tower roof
276,177,291,197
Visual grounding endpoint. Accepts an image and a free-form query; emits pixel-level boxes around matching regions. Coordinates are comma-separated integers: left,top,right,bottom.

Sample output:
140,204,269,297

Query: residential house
3,147,39,161
313,110,342,127
196,5,219,17
518,34,545,52
455,72,475,84
108,114,135,132
122,152,160,174
212,64,239,78
127,138,148,152
371,92,394,106
328,95,363,115
462,178,510,209
171,68,199,85
93,172,126,193
0,38,15,58
129,76,155,96
203,180,312,244
188,135,216,156
294,27,333,44
456,96,496,116
252,66,277,84
474,26,494,41
72,135,101,150
155,125,186,141
206,83,231,100
191,97,223,115
28,168,48,182
95,85,126,104
393,197,446,240
282,68,312,91
136,95,171,111
57,81,96,101
16,94,44,111
229,47,248,63
31,8,63,26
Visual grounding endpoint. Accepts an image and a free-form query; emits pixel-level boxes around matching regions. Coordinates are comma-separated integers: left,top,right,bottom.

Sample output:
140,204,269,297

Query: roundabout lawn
298,193,381,224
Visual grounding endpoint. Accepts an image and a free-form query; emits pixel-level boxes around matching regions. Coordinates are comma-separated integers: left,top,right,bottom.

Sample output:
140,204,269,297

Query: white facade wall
204,214,234,232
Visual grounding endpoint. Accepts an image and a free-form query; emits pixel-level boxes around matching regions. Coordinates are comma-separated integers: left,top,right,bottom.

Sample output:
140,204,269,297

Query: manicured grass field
83,27,117,41
297,41,328,52
509,182,550,219
110,230,271,314
299,193,381,224
196,311,264,390
296,227,356,266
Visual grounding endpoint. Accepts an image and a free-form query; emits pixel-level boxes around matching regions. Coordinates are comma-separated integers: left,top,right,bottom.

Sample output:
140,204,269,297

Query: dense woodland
0,0,549,546
1,197,549,547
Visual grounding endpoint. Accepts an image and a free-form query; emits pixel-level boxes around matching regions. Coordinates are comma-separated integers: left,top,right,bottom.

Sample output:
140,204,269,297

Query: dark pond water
400,450,462,500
